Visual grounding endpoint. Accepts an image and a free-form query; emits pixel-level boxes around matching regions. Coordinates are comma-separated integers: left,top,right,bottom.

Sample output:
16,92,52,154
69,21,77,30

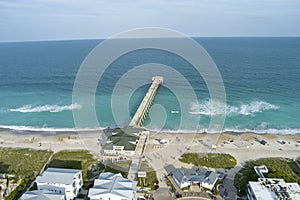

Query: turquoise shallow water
0,38,299,134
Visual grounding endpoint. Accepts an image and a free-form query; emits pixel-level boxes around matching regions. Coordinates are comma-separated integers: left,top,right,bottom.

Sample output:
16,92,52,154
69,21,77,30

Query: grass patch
211,179,222,195
182,186,190,191
48,150,133,189
47,150,98,181
234,157,300,196
0,148,53,200
108,160,131,171
165,176,176,193
104,160,131,178
137,161,158,190
180,153,237,169
0,148,52,177
289,159,300,177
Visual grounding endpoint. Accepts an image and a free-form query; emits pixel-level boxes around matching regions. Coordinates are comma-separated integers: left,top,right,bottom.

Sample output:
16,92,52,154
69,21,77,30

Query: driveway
153,187,174,200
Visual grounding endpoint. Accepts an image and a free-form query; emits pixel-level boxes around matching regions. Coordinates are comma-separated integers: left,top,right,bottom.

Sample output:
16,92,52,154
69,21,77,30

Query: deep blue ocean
0,38,299,134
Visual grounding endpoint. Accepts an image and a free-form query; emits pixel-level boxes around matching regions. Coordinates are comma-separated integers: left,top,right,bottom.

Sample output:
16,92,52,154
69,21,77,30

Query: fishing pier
129,76,163,127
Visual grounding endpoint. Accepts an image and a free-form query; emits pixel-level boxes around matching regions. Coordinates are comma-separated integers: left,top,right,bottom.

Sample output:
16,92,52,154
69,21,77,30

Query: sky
0,0,299,42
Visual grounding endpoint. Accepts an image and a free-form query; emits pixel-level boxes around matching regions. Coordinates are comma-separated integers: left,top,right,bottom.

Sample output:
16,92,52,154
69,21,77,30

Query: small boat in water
171,110,179,114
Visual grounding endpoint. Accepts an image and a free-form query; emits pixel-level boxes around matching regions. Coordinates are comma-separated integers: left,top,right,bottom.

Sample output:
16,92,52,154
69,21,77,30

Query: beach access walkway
127,131,149,180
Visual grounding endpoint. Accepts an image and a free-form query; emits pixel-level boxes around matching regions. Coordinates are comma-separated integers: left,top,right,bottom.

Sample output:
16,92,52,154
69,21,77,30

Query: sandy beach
0,128,103,154
1,127,299,165
141,131,300,171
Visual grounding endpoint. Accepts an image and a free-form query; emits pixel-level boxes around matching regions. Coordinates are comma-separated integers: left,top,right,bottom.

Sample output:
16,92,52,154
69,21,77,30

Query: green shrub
180,153,237,169
165,176,176,193
0,148,52,178
136,161,158,190
48,150,97,181
0,148,52,200
234,157,300,196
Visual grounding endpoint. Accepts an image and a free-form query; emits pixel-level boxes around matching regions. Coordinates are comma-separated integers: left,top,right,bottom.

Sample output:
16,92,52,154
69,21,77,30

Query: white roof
248,179,300,200
88,172,137,200
36,168,81,185
19,190,64,200
248,181,276,200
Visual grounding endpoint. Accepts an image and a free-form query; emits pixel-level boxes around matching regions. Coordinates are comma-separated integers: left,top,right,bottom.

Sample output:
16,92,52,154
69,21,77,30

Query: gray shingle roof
169,167,220,189
172,169,188,184
88,172,137,200
202,171,220,185
19,190,64,200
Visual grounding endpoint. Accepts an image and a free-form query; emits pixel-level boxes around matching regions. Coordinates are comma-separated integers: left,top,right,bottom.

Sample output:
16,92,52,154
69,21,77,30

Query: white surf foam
10,103,81,113
221,128,300,135
145,126,300,135
189,100,279,116
0,125,298,135
0,125,106,133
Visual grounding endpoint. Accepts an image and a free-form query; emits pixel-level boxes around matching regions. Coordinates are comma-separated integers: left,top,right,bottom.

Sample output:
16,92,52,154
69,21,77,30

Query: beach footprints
72,28,226,172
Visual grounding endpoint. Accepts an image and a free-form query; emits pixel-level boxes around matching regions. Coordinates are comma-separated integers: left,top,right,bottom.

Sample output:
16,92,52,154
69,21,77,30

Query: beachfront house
88,172,137,200
35,168,83,200
19,190,65,200
247,178,300,200
103,130,139,161
170,167,220,190
172,169,190,189
200,171,220,190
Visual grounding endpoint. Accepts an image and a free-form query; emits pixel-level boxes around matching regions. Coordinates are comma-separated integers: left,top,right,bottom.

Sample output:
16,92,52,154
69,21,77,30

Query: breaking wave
189,100,279,116
10,103,81,113
0,125,106,133
144,127,300,134
0,125,298,135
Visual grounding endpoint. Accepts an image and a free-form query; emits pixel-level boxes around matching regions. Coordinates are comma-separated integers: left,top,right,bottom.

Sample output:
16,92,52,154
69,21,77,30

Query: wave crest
0,125,298,135
190,100,279,116
144,126,300,134
0,125,106,133
10,103,81,113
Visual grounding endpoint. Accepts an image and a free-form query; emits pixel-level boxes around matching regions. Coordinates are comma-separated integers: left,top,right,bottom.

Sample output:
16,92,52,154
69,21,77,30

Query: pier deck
129,76,163,127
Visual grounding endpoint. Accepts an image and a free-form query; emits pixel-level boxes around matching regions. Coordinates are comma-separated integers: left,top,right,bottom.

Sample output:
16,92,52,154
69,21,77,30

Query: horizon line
1,35,300,43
